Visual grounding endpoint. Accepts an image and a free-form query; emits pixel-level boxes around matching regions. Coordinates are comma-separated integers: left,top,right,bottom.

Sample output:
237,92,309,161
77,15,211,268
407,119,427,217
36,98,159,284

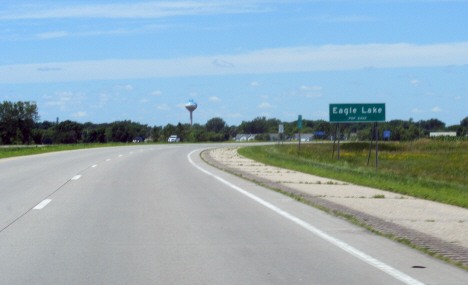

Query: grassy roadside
0,143,134,160
238,139,468,208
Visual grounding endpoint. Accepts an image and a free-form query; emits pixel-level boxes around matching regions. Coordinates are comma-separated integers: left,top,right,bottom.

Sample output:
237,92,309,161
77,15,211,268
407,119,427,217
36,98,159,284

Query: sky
0,0,467,127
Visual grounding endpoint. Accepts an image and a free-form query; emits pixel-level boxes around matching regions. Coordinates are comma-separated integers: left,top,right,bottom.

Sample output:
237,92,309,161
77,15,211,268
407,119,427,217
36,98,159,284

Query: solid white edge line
33,199,52,210
187,149,425,285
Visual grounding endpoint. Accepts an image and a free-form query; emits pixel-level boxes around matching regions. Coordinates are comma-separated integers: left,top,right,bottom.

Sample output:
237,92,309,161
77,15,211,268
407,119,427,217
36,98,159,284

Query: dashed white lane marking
91,165,97,168
118,155,123,157
106,159,111,161
71,175,81,180
33,199,52,210
130,152,133,154
188,149,425,285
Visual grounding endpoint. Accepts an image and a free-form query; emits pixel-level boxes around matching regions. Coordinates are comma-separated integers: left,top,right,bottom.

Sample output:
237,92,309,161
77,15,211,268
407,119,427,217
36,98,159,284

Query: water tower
185,100,197,128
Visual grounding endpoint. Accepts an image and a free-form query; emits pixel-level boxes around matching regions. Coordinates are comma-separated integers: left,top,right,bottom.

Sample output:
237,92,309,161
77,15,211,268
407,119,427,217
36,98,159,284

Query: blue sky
0,0,467,127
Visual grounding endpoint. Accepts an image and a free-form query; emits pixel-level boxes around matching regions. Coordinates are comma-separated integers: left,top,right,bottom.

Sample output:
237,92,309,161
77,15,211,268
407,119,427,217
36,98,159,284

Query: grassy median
0,143,129,160
238,139,468,208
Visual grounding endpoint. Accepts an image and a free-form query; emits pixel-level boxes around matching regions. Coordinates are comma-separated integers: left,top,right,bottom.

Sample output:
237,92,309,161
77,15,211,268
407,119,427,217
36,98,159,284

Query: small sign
329,103,385,123
383,130,391,139
315,132,325,135
298,115,302,129
279,124,284,134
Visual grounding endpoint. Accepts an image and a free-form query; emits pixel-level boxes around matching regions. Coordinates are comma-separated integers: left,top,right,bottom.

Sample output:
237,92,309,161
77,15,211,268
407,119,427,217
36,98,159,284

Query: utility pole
419,120,421,139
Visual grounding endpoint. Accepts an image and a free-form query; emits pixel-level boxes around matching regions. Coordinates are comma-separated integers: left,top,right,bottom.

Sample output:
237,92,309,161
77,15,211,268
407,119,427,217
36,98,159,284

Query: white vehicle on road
167,135,180,143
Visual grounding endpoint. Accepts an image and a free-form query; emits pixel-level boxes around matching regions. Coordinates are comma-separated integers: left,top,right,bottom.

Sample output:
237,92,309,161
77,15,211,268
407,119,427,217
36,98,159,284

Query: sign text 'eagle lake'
329,103,386,123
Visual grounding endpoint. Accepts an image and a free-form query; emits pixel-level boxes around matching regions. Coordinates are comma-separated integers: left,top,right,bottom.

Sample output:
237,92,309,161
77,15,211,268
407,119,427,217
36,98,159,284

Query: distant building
292,133,314,141
234,134,257,141
430,132,456,137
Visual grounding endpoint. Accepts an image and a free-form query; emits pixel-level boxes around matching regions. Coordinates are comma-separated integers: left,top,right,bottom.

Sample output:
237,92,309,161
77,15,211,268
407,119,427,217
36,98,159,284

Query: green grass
0,143,132,160
238,139,468,208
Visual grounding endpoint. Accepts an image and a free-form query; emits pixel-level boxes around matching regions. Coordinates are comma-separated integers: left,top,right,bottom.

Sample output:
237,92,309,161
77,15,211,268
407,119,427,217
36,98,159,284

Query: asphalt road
1,144,467,284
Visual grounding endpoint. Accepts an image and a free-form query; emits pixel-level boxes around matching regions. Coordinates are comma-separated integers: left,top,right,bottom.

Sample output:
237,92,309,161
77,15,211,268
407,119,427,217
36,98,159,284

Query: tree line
1,101,467,145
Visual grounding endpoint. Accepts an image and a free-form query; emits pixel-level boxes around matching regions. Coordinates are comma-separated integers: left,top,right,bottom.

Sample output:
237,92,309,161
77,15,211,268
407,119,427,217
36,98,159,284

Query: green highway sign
329,103,385,123
298,115,302,129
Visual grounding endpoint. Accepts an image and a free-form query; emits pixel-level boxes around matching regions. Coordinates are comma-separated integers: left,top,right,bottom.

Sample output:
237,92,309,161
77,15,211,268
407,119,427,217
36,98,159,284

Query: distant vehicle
133,137,144,143
168,135,180,143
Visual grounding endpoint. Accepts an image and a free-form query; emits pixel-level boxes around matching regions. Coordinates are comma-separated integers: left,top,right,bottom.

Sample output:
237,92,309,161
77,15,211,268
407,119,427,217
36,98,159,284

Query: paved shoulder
202,147,468,267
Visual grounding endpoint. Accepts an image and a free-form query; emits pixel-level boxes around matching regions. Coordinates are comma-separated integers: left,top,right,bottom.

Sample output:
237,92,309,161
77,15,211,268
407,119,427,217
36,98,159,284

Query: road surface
1,144,467,284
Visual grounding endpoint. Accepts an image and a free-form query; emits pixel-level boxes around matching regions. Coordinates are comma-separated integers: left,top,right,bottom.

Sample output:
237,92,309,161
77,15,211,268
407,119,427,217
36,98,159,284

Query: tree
238,116,268,133
151,126,161,142
175,123,186,141
205,117,226,133
0,101,39,144
110,121,135,143
460,117,468,128
54,120,83,143
88,127,106,143
161,124,176,141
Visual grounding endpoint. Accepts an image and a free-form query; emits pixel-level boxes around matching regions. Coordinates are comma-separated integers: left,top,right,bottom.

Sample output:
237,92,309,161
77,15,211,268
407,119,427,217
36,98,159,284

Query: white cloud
3,42,468,83
44,91,85,110
412,109,424,113
45,101,65,106
71,111,87,118
258,102,274,108
157,104,170,110
151,90,162,95
36,31,68,39
114,85,133,90
250,81,261,86
410,79,420,87
139,99,149,103
431,107,442,112
209,96,221,102
260,95,269,99
444,94,462,100
0,2,263,20
212,59,234,68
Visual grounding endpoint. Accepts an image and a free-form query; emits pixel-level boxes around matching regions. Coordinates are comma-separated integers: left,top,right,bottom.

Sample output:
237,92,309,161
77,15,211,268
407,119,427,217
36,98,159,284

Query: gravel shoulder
202,147,468,267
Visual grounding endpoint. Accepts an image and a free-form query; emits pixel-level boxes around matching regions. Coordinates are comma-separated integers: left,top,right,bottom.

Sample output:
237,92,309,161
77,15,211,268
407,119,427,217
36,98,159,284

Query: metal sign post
279,124,284,145
298,115,302,152
375,122,379,168
337,123,340,160
330,103,386,167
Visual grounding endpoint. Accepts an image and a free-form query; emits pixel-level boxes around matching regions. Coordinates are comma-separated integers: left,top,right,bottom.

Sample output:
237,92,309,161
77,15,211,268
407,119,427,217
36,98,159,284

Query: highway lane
1,144,467,284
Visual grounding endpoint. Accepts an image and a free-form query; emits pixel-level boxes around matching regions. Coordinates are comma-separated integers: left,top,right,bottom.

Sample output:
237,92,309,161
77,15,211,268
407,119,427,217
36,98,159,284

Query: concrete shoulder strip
188,149,425,285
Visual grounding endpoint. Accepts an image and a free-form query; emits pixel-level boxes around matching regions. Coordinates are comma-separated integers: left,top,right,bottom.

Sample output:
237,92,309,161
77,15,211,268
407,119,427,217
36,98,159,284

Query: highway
1,144,467,284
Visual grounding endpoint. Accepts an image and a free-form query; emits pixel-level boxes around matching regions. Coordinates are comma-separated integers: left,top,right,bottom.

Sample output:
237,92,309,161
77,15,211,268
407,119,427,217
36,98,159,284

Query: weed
372,194,385,199
238,141,468,208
